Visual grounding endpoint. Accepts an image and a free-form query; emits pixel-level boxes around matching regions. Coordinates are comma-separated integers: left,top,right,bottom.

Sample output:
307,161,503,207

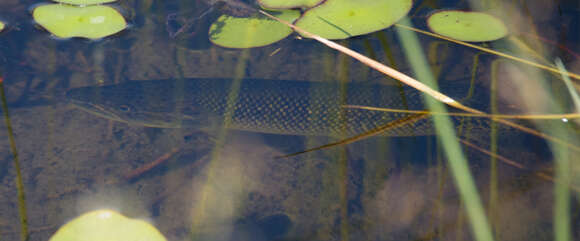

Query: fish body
66,78,491,137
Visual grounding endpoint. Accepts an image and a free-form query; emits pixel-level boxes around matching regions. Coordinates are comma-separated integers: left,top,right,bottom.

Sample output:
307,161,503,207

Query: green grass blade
395,17,494,241
0,76,29,241
553,59,574,241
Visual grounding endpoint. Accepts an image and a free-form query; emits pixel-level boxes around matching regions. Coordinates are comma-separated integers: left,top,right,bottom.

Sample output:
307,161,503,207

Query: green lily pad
258,0,323,9
209,10,300,48
427,10,508,42
49,209,167,241
33,4,127,39
52,0,117,5
294,0,412,39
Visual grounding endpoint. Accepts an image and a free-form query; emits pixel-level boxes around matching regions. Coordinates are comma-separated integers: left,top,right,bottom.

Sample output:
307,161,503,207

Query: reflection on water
0,0,579,241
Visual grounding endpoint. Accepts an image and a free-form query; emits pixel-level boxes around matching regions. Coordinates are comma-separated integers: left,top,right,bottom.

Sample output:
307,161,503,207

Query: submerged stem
0,76,29,241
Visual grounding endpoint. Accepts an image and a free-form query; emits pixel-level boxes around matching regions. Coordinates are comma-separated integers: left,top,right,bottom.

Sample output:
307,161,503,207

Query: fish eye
118,105,131,112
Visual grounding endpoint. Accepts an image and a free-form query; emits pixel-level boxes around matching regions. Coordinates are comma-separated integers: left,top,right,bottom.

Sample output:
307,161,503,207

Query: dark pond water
0,0,579,241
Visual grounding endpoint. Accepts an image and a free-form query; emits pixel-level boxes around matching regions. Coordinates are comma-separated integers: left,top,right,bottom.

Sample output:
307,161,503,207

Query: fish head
66,81,219,128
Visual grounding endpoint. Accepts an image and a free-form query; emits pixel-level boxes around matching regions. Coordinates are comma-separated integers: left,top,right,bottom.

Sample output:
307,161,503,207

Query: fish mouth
67,98,127,124
68,98,194,128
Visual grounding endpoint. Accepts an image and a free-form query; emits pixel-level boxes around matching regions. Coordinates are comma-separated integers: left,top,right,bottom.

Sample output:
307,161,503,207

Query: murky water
0,0,579,241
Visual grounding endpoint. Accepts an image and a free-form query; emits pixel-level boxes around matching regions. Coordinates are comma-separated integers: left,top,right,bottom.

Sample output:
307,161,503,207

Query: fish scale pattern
67,78,497,138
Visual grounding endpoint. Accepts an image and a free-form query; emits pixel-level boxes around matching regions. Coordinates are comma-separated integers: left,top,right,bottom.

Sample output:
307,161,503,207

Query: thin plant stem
553,60,574,241
190,42,251,240
341,105,580,120
396,17,494,241
277,113,428,158
488,58,499,235
259,9,580,155
0,76,29,241
259,10,483,114
394,24,580,82
556,58,580,113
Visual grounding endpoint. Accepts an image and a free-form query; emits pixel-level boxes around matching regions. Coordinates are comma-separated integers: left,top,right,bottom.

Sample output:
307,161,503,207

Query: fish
66,78,494,138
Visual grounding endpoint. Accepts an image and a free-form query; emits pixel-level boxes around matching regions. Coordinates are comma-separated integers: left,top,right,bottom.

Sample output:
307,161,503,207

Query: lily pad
49,209,167,241
33,4,127,39
209,10,300,48
52,0,117,5
294,0,412,39
258,0,323,9
427,10,508,42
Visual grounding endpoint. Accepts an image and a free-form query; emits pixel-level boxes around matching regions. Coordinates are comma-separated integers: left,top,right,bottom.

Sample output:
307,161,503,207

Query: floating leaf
294,0,412,39
52,0,117,5
209,10,300,48
33,4,127,39
49,210,167,241
427,10,508,42
258,0,323,9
